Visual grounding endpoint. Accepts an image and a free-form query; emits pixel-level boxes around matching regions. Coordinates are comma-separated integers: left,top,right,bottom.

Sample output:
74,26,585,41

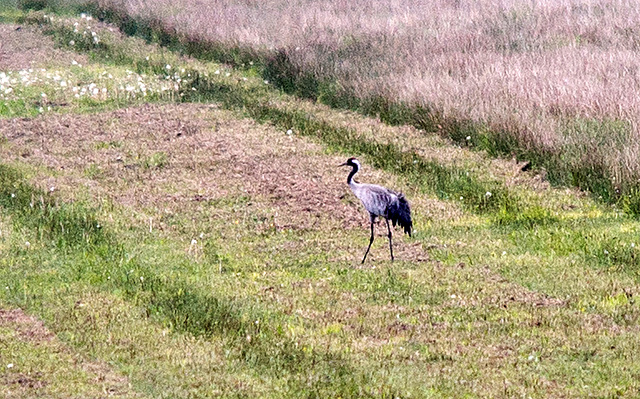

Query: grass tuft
0,164,106,249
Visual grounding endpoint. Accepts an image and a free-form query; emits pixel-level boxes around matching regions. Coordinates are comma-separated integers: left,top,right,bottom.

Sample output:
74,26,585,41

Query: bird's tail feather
388,193,412,236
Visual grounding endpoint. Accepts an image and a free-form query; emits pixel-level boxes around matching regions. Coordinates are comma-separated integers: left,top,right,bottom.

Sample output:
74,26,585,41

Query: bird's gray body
350,181,400,222
341,157,412,263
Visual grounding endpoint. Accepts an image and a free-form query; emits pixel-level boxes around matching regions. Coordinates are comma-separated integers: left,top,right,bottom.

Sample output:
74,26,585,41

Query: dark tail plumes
388,193,412,236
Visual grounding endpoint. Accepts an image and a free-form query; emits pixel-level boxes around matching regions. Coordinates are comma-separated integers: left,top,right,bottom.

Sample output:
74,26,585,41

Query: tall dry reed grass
58,0,640,200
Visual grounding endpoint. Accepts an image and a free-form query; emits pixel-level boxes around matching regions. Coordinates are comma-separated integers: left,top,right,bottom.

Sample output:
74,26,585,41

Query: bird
339,157,412,263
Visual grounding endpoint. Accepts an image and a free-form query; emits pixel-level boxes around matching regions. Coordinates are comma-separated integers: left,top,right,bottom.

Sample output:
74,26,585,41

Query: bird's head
339,157,360,169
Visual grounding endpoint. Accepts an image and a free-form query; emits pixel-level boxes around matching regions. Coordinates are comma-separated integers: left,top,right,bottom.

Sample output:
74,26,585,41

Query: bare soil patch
0,308,55,343
0,104,459,241
0,24,88,70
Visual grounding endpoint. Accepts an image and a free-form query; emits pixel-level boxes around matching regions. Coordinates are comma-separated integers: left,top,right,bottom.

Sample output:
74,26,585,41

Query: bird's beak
338,162,348,167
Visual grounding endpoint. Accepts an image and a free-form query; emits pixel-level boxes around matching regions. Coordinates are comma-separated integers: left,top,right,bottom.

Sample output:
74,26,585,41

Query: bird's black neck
347,164,359,184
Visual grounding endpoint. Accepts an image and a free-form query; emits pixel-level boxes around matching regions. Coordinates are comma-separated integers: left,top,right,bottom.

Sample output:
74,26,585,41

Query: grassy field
2,5,640,398
34,0,640,213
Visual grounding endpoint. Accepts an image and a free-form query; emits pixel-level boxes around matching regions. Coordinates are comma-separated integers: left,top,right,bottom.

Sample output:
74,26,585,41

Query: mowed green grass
1,8,640,398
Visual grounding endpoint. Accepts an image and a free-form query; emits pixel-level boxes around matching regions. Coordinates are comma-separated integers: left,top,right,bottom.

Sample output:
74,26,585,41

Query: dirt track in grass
0,307,140,398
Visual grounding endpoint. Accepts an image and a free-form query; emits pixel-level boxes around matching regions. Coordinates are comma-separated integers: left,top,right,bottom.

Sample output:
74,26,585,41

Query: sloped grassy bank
28,0,640,216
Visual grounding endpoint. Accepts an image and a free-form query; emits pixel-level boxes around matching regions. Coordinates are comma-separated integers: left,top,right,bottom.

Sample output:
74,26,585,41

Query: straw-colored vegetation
2,3,640,398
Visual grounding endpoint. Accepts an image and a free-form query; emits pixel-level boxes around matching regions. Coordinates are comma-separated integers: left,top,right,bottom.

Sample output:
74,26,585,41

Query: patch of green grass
0,164,106,248
0,4,21,22
83,162,101,178
94,140,121,149
141,151,168,170
0,99,41,118
493,204,559,229
332,266,446,306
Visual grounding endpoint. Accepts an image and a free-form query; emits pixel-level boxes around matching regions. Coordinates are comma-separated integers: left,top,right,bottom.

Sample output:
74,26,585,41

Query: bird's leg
362,219,375,264
386,218,394,262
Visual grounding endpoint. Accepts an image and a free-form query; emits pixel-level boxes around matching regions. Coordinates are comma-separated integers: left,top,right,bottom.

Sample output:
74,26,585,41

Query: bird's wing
351,183,397,216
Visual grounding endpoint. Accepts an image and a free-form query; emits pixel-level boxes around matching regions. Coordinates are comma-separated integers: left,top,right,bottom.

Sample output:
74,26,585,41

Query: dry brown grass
0,24,88,69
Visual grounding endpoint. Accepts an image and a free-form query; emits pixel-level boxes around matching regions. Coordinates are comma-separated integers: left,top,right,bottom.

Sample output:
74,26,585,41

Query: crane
339,157,412,263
